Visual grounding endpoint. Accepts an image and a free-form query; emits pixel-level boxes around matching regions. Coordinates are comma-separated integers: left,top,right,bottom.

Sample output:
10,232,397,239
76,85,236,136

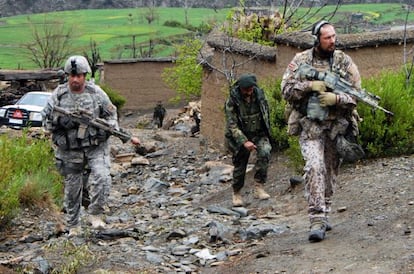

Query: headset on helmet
64,55,91,75
312,20,330,46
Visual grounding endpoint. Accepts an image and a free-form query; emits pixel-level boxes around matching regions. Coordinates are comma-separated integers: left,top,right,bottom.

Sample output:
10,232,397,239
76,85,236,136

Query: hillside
0,0,411,17
0,0,236,17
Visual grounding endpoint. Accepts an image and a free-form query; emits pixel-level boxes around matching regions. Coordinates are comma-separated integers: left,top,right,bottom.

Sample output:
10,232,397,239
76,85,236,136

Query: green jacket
224,84,271,153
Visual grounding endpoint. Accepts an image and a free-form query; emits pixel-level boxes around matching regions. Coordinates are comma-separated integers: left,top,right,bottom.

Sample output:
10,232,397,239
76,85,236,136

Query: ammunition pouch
287,108,302,136
335,135,365,163
52,130,68,150
55,158,84,176
306,93,328,121
52,127,100,150
243,112,263,134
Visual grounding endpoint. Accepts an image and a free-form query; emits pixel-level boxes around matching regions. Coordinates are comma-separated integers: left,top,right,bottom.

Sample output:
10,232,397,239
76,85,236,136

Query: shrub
278,68,414,167
162,39,203,103
261,77,289,151
357,69,414,157
164,20,183,28
100,84,126,111
0,133,63,228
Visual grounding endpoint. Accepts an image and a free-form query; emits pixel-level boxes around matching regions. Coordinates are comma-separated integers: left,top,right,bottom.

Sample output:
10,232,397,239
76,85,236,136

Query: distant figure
190,109,201,137
153,101,166,128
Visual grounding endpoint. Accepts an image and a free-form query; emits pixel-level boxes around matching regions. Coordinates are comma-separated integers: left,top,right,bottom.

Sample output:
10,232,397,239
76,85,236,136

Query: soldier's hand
97,129,109,142
130,136,141,146
318,92,337,107
243,140,257,151
58,116,77,129
311,81,327,93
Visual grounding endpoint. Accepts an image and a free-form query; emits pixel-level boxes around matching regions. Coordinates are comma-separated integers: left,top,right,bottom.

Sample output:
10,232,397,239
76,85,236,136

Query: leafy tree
23,17,75,69
162,39,203,103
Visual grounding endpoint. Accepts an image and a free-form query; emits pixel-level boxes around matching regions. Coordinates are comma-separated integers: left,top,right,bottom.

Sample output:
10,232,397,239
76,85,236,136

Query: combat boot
308,220,326,242
68,225,82,237
88,214,106,230
254,182,270,200
232,191,243,207
324,219,332,231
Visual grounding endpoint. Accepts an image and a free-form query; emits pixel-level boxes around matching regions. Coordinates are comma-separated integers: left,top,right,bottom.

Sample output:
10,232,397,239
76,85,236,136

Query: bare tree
83,38,101,80
199,34,265,85
23,17,75,69
143,0,159,24
184,0,192,26
227,0,342,44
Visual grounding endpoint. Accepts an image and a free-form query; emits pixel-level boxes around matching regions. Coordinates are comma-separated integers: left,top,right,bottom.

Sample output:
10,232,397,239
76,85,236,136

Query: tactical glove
97,129,109,142
311,81,327,93
318,92,337,107
58,116,77,129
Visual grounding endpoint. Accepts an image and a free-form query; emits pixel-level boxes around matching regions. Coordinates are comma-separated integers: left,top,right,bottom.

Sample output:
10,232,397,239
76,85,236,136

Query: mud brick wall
102,59,175,113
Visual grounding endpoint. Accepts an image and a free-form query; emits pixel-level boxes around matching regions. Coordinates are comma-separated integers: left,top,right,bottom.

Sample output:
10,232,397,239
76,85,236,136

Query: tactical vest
297,49,354,121
53,84,103,150
238,98,265,138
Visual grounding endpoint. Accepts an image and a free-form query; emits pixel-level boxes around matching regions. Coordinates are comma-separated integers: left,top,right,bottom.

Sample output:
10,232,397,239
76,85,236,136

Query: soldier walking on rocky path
224,73,273,207
281,21,362,242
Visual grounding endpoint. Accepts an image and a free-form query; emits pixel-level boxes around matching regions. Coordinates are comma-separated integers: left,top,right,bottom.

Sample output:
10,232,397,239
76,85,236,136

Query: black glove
58,116,77,129
96,128,109,142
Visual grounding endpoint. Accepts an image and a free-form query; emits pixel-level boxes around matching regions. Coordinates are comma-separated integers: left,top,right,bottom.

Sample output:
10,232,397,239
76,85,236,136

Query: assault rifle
53,105,131,143
296,64,394,116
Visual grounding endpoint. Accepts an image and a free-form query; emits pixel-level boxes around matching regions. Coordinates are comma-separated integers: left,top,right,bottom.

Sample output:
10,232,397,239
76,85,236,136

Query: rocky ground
0,108,413,274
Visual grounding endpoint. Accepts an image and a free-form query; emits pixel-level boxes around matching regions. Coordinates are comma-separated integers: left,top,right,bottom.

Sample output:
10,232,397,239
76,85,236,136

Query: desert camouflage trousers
232,135,272,192
300,130,340,223
55,142,111,227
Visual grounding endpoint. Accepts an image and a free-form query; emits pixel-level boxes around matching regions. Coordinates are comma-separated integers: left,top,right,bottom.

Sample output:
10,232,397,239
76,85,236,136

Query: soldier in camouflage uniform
281,21,361,242
42,56,139,237
225,73,273,207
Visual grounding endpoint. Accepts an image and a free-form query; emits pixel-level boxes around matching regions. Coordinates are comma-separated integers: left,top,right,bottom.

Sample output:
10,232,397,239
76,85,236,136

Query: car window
17,93,50,107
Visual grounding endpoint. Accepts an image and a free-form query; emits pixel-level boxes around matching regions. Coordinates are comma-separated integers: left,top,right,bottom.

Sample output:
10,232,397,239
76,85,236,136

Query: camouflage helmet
64,55,91,75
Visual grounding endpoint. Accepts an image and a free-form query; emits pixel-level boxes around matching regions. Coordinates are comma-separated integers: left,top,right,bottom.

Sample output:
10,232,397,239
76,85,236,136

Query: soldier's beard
317,45,335,58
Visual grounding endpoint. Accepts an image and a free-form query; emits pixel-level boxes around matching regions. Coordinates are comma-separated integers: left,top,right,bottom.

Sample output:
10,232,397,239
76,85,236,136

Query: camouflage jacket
42,81,118,150
224,84,271,153
280,48,361,138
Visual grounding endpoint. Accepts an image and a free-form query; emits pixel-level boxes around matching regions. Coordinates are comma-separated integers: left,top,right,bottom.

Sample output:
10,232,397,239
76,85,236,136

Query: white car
0,91,51,129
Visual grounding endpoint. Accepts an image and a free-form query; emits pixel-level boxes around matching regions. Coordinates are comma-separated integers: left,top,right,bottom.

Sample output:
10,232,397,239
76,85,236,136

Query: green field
0,7,230,69
0,4,412,70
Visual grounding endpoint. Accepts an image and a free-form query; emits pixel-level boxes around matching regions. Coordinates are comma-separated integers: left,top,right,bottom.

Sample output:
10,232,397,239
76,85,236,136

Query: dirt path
0,121,412,273
200,155,414,273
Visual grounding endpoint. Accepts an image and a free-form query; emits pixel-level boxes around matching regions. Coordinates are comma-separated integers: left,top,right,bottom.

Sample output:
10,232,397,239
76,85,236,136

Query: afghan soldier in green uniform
281,21,362,242
225,73,273,207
